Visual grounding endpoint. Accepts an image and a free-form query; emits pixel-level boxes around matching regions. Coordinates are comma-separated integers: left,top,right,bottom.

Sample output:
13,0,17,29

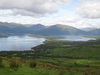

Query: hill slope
36,24,87,35
28,24,46,31
89,29,100,35
80,27,97,31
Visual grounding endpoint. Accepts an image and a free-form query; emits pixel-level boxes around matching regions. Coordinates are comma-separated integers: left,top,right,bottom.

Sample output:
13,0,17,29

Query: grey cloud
77,0,100,19
0,0,73,17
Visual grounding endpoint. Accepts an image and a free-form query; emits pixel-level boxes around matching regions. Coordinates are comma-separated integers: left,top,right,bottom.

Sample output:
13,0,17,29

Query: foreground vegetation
0,39,100,75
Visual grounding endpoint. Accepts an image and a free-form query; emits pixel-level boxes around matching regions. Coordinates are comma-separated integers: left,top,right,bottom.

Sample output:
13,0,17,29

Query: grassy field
85,36,100,40
0,57,92,75
0,39,100,75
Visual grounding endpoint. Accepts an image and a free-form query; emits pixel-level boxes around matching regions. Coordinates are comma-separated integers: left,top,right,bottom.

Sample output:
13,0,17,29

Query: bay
0,36,45,51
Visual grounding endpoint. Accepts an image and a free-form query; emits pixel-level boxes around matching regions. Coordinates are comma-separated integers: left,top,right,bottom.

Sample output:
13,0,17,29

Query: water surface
0,36,45,51
56,35,96,41
0,35,96,51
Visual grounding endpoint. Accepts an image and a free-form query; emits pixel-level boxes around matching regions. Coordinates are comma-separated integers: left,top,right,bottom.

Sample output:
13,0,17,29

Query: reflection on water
0,36,45,51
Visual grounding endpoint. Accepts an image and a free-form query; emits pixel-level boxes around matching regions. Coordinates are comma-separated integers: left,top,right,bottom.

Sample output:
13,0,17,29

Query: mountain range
0,22,100,36
35,24,87,35
89,28,100,35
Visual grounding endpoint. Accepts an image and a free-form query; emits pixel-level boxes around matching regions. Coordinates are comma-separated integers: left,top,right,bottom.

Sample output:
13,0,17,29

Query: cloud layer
0,0,72,17
77,0,100,18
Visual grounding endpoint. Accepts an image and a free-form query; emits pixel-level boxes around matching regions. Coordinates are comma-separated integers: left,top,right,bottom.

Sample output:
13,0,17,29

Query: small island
28,34,61,40
0,33,8,37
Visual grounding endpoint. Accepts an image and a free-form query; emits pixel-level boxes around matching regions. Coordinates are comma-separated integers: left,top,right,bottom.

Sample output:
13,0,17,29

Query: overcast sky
0,0,100,28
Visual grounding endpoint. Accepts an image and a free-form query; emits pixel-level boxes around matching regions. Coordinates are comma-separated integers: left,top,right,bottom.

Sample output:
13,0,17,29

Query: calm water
57,35,96,41
0,36,45,51
0,35,95,51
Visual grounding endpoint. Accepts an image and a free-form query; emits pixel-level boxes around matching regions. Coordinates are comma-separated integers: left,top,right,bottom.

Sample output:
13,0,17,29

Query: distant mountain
28,24,46,31
12,26,30,34
0,22,28,35
35,24,87,35
0,26,12,34
0,22,46,35
80,27,97,31
0,22,24,28
1,22,99,36
88,29,100,35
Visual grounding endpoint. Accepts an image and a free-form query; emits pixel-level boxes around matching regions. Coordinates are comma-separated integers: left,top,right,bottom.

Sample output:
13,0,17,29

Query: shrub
0,57,4,67
59,70,66,75
74,62,78,66
29,61,37,68
85,64,90,67
9,60,20,68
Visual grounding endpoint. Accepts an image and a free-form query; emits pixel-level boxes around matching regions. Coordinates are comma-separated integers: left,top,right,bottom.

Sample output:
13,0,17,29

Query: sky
0,0,100,28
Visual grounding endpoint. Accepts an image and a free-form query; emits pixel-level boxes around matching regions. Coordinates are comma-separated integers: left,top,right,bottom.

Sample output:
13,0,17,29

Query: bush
9,60,20,68
85,64,90,67
59,70,66,75
29,61,37,68
0,58,4,68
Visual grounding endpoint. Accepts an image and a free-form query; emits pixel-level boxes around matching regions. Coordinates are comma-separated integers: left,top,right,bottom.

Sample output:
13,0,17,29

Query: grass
34,57,100,69
85,36,100,40
0,57,88,75
40,45,100,59
0,40,100,75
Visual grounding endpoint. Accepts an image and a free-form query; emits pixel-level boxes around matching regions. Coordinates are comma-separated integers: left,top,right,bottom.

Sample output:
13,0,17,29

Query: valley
0,22,100,75
0,0,100,75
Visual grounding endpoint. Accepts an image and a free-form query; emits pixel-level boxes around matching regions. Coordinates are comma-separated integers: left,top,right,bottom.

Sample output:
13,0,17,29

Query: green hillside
1,57,96,75
0,56,100,75
0,39,100,75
